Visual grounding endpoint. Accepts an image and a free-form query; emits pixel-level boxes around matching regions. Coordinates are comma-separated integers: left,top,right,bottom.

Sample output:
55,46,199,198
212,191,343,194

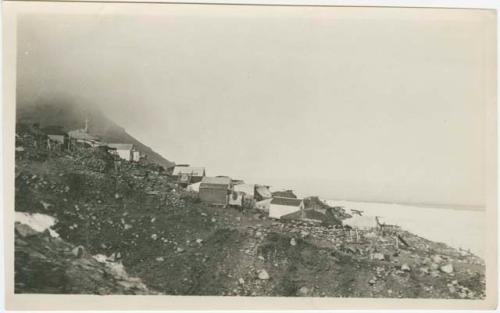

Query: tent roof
172,166,205,176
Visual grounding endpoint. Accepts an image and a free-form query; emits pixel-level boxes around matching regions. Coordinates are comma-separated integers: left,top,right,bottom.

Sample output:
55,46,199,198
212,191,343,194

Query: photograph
3,0,497,310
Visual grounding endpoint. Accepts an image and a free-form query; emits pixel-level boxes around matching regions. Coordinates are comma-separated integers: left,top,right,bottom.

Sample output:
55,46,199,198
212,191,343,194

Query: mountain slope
16,103,174,168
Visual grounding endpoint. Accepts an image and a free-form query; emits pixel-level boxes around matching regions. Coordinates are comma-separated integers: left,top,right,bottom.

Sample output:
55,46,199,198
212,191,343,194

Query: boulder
440,263,454,274
15,223,39,238
372,252,385,261
258,269,270,280
72,246,85,258
297,286,310,296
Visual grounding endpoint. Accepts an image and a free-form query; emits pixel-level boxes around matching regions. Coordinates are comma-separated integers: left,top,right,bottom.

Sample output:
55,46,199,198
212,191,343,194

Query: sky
16,4,494,207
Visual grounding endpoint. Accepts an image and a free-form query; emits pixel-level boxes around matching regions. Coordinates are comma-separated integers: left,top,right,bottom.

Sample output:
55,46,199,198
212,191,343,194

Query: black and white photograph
3,0,497,310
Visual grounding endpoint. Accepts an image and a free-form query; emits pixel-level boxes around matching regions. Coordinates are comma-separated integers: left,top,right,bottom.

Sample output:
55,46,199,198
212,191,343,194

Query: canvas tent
269,197,305,219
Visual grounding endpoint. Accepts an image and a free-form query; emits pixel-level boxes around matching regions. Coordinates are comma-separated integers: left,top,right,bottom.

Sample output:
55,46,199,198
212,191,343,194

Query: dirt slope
14,125,485,298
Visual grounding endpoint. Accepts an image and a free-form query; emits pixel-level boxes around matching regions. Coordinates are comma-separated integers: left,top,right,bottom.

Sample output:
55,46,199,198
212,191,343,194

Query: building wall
199,188,228,206
48,135,66,144
132,151,141,161
269,203,303,219
116,149,132,161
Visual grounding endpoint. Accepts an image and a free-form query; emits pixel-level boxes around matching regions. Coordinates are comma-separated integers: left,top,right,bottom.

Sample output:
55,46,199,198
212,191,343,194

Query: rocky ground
14,124,485,298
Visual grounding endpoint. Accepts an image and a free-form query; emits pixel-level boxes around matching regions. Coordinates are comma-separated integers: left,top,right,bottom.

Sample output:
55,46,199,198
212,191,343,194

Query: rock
297,286,309,296
72,245,85,258
211,218,216,223
196,239,203,244
176,247,185,253
372,252,385,261
440,264,454,274
430,263,439,270
432,255,443,263
40,200,51,210
15,223,39,237
290,238,297,246
401,263,411,271
368,278,376,285
300,231,310,238
255,231,262,238
258,255,265,261
258,269,270,280
151,234,158,240
238,278,245,284
156,257,164,262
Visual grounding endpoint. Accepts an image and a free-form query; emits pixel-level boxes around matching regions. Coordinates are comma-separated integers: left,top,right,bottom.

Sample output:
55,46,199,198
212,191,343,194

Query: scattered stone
176,247,185,253
40,200,51,210
196,239,203,244
155,257,164,262
258,255,265,261
238,278,245,284
72,245,85,258
151,234,158,240
297,286,309,296
15,223,38,238
368,278,376,285
440,264,454,274
258,269,270,280
401,263,411,272
290,238,297,246
432,255,443,263
372,252,385,261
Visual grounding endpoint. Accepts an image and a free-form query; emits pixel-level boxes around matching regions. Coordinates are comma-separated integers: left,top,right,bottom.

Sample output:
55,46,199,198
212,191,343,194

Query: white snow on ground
326,200,485,259
15,212,59,238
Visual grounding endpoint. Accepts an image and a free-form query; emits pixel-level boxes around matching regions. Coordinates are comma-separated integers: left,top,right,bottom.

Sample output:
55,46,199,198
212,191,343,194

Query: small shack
199,176,231,206
107,143,135,161
67,128,100,148
233,184,255,198
42,126,68,144
172,166,206,187
269,197,305,219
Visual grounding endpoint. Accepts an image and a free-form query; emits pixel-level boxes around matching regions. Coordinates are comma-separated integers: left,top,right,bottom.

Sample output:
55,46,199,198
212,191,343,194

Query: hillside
14,125,485,298
16,103,174,169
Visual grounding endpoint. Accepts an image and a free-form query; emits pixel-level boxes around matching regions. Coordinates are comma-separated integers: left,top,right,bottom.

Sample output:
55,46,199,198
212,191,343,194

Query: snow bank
15,212,59,238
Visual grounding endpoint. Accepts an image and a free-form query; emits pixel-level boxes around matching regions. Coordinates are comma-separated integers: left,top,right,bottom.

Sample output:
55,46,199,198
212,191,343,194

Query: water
325,200,485,259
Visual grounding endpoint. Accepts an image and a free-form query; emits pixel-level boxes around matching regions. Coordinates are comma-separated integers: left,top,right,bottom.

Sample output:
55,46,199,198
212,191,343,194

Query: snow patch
15,212,59,238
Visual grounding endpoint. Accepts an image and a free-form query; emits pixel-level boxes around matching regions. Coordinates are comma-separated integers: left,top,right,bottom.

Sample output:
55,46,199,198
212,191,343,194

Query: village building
269,197,305,219
199,176,231,206
107,143,136,161
233,183,255,199
186,181,201,192
172,166,206,187
42,126,68,144
228,190,245,207
67,128,101,148
67,119,102,148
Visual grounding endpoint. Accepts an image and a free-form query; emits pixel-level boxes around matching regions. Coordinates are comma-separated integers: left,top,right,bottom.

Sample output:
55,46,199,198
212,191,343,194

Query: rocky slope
14,124,485,298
